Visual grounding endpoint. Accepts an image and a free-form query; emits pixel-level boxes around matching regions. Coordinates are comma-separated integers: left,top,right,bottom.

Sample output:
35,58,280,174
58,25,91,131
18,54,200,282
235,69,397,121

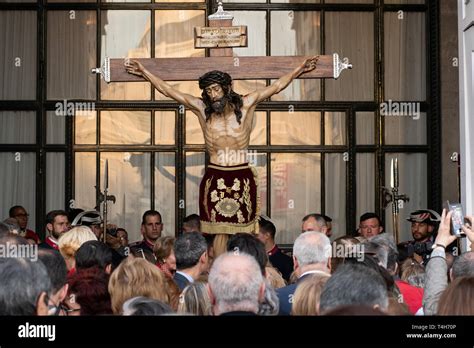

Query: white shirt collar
299,270,330,279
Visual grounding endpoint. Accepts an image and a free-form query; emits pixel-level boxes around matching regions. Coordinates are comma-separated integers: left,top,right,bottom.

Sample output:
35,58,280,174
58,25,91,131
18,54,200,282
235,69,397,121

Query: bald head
208,252,265,315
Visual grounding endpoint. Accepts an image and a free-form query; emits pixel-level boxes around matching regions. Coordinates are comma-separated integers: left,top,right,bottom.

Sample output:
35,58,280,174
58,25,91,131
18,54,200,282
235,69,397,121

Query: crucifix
92,2,352,256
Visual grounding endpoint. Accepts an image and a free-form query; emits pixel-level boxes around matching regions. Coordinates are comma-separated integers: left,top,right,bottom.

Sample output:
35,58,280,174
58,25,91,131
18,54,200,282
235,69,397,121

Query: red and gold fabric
200,163,259,235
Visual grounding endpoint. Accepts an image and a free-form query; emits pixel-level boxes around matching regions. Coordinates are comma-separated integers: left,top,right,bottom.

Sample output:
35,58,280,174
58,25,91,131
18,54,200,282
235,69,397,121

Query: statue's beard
210,96,229,114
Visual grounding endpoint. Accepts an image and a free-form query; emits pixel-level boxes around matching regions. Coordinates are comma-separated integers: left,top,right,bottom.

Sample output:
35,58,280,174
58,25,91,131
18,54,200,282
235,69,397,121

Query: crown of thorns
199,70,232,90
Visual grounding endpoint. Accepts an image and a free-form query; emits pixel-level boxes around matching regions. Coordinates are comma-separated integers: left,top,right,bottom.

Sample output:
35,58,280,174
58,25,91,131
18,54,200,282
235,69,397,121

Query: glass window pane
0,11,36,100
233,80,266,96
271,153,321,244
155,81,201,101
74,152,97,210
186,111,204,145
0,0,36,2
384,111,426,145
0,152,36,229
100,152,151,243
104,0,150,2
384,12,426,101
384,153,427,243
325,12,374,101
326,0,372,3
46,152,65,212
356,112,375,145
0,111,36,144
156,0,203,3
100,111,151,145
356,153,375,225
155,111,175,145
49,0,94,2
325,153,346,239
249,112,266,146
272,0,319,3
46,111,65,144
270,11,320,101
101,11,151,100
271,111,321,145
325,112,346,145
186,152,205,216
155,152,175,236
75,111,97,145
230,11,266,57
47,11,96,100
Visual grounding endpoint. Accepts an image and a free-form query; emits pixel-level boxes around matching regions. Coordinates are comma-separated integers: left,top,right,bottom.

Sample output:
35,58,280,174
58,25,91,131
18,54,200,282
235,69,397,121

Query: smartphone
446,201,466,238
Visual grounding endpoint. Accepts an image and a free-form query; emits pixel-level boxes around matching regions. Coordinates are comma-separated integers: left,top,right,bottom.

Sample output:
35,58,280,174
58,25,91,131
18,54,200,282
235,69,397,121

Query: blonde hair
265,266,286,289
108,257,169,314
291,274,330,315
58,226,97,262
154,236,175,261
177,282,212,315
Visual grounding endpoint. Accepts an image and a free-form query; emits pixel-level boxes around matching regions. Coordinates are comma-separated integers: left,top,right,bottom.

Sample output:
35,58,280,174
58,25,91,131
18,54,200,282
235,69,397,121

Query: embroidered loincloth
200,163,259,234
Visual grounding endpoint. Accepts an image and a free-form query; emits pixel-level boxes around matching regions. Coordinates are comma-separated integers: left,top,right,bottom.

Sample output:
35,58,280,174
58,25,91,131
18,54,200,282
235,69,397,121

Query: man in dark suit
173,232,208,291
208,252,265,315
257,216,293,282
276,231,332,315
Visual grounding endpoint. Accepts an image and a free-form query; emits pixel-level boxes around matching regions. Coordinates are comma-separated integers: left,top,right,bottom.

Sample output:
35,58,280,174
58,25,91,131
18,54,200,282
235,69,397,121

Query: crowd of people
0,204,473,316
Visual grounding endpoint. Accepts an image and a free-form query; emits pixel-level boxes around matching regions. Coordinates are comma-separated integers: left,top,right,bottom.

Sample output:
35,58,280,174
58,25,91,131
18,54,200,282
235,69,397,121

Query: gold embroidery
215,198,241,218
217,178,226,190
203,176,213,220
237,210,245,223
232,178,241,191
211,209,217,222
243,178,252,220
234,192,240,200
211,190,219,203
220,191,225,199
226,187,232,194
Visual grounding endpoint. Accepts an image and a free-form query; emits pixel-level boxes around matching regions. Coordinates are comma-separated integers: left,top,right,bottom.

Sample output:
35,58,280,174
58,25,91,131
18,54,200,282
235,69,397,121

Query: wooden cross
92,2,352,83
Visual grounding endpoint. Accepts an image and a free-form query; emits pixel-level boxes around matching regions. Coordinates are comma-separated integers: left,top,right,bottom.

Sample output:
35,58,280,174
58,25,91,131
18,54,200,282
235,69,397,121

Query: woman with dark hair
64,266,112,316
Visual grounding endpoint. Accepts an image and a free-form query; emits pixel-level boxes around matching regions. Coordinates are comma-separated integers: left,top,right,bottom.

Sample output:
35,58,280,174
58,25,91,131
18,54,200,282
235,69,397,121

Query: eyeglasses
60,304,80,316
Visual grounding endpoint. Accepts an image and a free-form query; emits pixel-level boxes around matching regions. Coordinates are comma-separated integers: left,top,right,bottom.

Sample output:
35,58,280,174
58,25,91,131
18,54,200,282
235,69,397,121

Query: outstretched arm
124,59,204,112
245,56,319,107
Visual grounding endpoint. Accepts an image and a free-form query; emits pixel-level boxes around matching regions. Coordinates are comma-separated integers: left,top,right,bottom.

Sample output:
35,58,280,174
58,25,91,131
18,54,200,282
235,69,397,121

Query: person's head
9,205,29,230
0,222,10,237
58,226,98,270
183,214,201,233
0,257,51,315
45,210,70,240
369,233,399,275
400,258,425,288
75,240,113,274
257,216,276,246
141,210,163,243
291,274,330,316
154,236,176,272
174,231,208,273
198,70,243,124
301,213,328,235
37,249,68,307
322,215,333,238
71,210,102,239
451,252,474,279
319,263,389,314
330,236,361,273
116,228,129,247
359,213,383,238
437,277,474,315
66,267,112,316
407,209,440,242
322,305,387,316
208,252,265,315
122,296,173,316
227,233,267,275
108,257,169,314
293,231,331,276
177,282,212,315
2,218,20,235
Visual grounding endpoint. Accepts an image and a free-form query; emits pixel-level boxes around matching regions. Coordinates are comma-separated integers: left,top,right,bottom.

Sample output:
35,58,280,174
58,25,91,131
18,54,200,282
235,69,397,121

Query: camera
107,227,118,237
398,240,433,264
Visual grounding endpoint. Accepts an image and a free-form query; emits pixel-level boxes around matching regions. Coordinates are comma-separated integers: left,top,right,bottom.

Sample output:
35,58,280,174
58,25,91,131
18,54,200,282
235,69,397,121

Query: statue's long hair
201,84,243,124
